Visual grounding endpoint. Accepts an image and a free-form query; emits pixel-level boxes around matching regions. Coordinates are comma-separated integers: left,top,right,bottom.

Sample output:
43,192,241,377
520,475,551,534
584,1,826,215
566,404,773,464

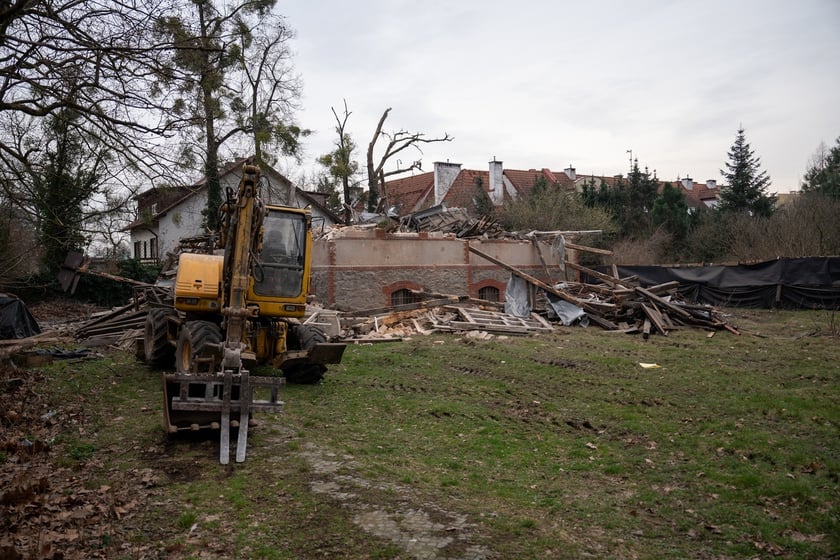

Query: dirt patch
290,439,494,560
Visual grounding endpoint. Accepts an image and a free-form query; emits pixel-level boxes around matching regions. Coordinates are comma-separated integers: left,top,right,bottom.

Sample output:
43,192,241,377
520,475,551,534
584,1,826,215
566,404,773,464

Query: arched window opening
478,285,500,302
391,288,418,307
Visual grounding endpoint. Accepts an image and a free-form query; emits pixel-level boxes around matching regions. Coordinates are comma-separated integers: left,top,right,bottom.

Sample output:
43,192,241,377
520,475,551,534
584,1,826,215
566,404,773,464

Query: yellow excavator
142,161,345,463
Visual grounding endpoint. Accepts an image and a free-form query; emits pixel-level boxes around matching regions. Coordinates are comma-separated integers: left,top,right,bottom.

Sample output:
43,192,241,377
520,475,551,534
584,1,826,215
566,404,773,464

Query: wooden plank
644,281,681,295
563,260,636,289
640,303,668,336
634,286,694,320
585,313,620,330
448,322,534,335
530,312,554,330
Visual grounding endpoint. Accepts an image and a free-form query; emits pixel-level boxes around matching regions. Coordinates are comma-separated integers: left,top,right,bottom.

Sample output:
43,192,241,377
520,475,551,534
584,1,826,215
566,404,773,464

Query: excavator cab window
255,210,307,298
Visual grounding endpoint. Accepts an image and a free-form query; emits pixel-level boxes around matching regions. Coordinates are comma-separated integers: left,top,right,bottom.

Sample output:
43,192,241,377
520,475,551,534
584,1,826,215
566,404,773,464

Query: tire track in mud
269,433,493,560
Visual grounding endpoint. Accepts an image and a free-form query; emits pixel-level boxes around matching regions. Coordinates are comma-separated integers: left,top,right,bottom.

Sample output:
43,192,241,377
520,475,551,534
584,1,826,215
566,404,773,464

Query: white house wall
156,191,207,258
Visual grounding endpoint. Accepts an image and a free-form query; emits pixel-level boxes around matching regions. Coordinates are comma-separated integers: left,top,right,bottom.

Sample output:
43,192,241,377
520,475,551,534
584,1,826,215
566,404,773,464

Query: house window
134,241,141,260
142,240,148,259
478,286,500,302
150,238,158,261
391,288,418,307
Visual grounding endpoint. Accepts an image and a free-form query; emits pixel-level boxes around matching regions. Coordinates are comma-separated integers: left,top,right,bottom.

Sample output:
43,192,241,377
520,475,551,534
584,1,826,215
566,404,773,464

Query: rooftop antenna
626,149,633,172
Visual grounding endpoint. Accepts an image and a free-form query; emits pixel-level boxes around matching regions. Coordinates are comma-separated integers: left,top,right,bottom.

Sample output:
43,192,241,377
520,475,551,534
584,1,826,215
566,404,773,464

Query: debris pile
399,206,504,238
339,300,553,341
467,245,738,337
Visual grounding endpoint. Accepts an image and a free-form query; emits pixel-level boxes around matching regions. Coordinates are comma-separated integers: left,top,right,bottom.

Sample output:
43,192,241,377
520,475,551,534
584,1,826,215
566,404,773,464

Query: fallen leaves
0,365,154,559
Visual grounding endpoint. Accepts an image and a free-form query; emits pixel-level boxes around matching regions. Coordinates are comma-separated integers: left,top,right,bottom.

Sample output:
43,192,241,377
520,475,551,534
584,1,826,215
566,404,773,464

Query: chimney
489,159,504,204
564,165,576,181
681,176,694,191
706,179,717,189
433,161,461,205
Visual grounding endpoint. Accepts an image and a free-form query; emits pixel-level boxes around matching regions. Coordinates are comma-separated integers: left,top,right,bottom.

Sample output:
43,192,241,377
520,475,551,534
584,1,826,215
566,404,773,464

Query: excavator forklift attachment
163,371,285,464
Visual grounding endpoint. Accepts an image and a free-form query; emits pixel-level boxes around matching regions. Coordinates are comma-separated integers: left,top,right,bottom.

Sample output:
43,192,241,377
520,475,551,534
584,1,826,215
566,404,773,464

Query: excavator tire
165,320,225,433
285,324,327,384
176,320,223,373
144,308,177,368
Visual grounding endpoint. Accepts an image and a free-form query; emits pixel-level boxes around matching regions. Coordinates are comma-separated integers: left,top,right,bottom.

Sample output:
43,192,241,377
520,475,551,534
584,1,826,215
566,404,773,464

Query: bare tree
237,13,307,170
366,108,452,212
0,0,182,178
319,101,360,225
0,1,194,272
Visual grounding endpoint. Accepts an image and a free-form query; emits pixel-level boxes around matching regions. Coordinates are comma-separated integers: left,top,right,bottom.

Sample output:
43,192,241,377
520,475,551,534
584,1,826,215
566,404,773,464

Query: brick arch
471,279,506,302
382,280,424,307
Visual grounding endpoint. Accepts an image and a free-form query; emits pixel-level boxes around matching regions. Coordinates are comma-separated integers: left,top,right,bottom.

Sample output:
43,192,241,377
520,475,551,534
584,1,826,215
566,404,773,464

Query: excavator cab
251,207,311,312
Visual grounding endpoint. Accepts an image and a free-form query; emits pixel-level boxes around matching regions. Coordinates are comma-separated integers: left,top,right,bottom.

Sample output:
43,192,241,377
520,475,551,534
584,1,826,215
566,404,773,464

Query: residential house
383,160,720,217
127,158,341,264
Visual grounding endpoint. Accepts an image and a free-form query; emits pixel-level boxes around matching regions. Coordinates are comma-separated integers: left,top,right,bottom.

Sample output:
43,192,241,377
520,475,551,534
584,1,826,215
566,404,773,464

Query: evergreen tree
580,162,658,238
32,108,106,273
718,127,775,217
623,161,659,237
802,137,840,200
472,176,495,218
581,176,626,218
651,183,689,240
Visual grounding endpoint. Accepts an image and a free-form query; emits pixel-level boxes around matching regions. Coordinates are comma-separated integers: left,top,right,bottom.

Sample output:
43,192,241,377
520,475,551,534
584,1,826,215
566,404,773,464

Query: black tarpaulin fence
591,257,840,309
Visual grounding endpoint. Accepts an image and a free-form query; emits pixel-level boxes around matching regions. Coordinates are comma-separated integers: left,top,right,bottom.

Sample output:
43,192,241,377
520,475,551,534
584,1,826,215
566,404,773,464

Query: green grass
27,308,840,559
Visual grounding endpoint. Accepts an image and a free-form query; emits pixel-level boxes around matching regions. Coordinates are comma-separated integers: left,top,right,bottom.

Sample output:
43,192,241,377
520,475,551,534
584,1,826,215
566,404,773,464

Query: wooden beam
640,303,668,336
563,241,613,256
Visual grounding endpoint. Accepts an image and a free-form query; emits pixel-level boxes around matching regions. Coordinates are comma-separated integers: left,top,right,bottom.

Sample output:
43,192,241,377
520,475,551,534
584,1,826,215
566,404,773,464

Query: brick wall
311,230,567,312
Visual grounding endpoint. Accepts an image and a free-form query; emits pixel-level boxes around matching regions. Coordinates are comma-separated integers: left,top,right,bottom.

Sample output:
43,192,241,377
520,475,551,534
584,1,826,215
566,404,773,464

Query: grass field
3,308,838,559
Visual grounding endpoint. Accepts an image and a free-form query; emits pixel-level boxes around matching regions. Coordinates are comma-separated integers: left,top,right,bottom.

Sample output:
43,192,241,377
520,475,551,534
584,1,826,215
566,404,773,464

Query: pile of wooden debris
466,245,738,338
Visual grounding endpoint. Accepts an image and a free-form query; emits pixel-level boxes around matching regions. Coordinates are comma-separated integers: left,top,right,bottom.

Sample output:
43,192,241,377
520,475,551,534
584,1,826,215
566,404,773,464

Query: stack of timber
74,286,173,344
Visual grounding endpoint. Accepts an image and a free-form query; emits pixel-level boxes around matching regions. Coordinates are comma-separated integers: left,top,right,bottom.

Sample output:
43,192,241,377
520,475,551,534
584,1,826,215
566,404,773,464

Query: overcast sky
279,0,840,193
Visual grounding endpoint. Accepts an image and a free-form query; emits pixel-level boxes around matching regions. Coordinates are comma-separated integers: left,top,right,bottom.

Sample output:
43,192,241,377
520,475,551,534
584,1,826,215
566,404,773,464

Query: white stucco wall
156,191,207,257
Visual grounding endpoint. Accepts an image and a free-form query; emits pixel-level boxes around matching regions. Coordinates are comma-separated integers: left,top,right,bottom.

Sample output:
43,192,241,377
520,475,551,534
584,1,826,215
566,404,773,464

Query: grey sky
280,0,840,193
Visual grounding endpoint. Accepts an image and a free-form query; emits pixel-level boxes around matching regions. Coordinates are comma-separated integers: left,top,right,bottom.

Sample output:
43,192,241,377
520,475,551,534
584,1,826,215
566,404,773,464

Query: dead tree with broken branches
366,108,452,212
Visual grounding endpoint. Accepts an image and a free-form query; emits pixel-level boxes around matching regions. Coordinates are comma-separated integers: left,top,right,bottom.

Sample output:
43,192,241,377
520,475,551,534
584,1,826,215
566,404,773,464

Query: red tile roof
382,172,434,213
383,164,720,216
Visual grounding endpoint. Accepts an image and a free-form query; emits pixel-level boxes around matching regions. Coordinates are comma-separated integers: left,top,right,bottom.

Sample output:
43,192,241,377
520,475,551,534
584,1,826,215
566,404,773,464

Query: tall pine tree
802,137,840,200
718,127,775,217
